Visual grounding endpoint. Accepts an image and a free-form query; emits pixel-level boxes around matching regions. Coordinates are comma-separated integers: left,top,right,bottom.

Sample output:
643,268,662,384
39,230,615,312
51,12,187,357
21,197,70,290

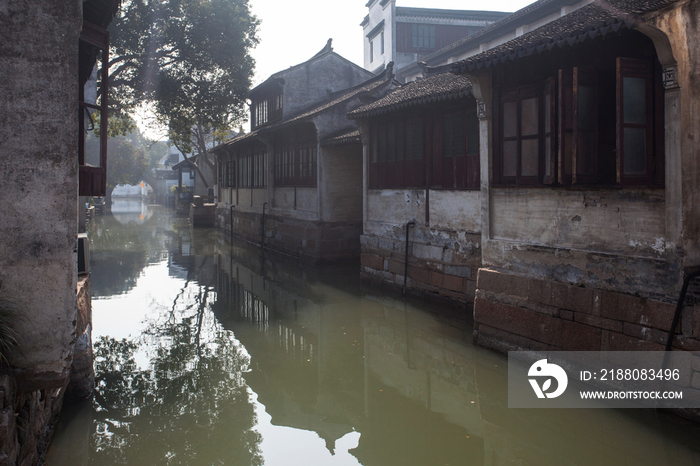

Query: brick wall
473,268,700,353
360,229,481,304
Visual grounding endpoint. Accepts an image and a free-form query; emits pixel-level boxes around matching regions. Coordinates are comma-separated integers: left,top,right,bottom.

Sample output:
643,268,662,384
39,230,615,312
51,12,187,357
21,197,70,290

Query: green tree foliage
107,0,259,187
107,139,149,191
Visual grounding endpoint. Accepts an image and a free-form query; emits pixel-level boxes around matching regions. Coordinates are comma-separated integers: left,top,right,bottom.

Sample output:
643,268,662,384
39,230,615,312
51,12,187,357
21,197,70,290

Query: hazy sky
139,0,536,139
248,0,536,86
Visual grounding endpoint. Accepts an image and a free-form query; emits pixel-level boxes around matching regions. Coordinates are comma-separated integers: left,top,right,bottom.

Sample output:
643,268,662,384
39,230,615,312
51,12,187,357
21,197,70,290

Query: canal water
48,204,700,465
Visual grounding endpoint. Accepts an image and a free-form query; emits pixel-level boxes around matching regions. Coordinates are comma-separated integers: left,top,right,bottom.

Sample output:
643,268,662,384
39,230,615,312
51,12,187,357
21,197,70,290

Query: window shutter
572,67,599,184
616,57,654,185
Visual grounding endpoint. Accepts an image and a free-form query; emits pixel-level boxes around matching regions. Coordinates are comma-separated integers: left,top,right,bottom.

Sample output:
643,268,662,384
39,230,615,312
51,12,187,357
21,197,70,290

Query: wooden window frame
251,92,283,130
431,106,480,190
495,56,663,188
616,57,656,185
274,142,317,188
495,85,541,185
369,115,426,190
78,22,109,197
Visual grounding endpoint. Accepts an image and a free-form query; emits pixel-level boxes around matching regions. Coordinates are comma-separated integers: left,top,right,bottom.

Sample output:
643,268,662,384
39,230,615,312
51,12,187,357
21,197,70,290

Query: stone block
360,253,383,271
682,305,694,336
442,273,466,294
465,279,476,300
478,268,527,298
444,265,472,279
622,322,667,346
386,259,404,275
691,372,700,390
560,310,574,321
574,313,624,333
442,248,453,264
474,297,601,350
671,335,700,351
600,291,675,331
601,330,665,351
407,264,432,286
413,243,444,262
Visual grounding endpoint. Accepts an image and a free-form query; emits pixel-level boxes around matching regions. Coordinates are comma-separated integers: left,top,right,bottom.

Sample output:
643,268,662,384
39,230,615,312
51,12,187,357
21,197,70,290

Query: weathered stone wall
216,208,362,263
361,188,481,304
473,268,700,353
0,374,65,466
319,144,363,223
281,52,375,119
644,0,700,269
0,0,82,389
361,228,481,304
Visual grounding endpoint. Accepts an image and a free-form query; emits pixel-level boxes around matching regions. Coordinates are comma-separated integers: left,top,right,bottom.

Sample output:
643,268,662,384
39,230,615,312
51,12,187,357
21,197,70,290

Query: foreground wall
0,2,95,463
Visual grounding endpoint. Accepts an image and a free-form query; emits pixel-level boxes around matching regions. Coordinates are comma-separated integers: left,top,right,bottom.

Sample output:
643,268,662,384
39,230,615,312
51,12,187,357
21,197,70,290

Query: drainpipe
261,202,267,249
665,268,700,351
403,221,416,296
234,204,236,243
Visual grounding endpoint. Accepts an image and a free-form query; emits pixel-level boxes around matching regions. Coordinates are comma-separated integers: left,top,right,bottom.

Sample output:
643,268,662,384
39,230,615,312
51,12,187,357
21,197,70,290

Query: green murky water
47,203,700,465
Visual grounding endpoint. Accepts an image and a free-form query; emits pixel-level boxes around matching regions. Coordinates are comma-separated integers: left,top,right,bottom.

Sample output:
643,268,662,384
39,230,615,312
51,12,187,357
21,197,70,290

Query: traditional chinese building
348,72,482,304
213,41,397,263
448,0,700,352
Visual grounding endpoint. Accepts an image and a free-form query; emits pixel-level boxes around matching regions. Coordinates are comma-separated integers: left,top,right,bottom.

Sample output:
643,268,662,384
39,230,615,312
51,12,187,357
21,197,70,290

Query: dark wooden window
369,105,479,190
497,85,540,185
432,107,480,189
219,153,237,188
237,150,267,188
616,57,655,185
412,25,435,49
78,22,109,197
274,141,317,188
369,116,426,189
251,92,283,129
495,54,663,187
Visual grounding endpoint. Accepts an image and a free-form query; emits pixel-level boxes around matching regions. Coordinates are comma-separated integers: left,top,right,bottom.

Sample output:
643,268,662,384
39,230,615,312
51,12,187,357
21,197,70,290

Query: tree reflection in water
90,278,263,466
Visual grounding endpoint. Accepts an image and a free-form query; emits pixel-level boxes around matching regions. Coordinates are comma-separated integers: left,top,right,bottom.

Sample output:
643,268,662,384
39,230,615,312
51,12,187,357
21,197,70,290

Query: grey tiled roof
451,0,677,73
347,72,472,120
283,75,395,126
212,71,396,152
321,129,361,146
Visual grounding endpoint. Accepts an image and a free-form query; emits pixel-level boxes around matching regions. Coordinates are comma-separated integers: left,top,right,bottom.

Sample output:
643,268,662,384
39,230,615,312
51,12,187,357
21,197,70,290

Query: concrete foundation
216,207,362,263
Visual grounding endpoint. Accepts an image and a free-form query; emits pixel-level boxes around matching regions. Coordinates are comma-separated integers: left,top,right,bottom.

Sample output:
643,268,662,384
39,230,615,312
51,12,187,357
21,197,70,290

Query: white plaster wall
270,187,319,221
273,187,295,210
429,190,481,233
296,187,318,213
490,188,667,258
364,0,394,71
366,189,426,228
235,188,267,211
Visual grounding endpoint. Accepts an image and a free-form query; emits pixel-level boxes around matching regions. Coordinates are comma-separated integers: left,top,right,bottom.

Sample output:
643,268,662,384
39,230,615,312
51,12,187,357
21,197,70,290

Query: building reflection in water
48,206,700,465
210,235,700,466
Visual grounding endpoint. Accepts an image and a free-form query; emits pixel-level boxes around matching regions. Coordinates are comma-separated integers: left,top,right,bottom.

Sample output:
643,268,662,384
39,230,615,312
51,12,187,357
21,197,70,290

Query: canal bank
47,205,700,465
